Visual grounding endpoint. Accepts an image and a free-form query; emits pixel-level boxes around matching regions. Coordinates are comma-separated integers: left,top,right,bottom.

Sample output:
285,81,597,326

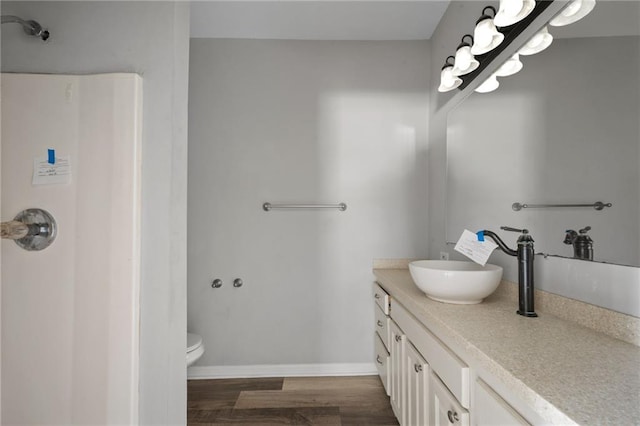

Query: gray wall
188,39,430,371
1,2,190,424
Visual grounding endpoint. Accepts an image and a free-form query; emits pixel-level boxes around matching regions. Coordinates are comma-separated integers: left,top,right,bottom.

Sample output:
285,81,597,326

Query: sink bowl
409,260,503,304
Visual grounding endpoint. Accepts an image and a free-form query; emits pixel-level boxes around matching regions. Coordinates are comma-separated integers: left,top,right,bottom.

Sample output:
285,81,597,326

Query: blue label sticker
48,149,55,165
476,230,485,242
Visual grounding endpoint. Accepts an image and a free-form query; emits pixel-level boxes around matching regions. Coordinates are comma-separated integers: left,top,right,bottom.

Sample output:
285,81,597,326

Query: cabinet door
390,320,405,423
405,342,429,426
374,333,390,395
430,372,469,426
474,379,529,426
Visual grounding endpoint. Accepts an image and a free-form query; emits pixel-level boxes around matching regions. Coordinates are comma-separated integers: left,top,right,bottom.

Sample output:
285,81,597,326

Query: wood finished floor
187,375,399,425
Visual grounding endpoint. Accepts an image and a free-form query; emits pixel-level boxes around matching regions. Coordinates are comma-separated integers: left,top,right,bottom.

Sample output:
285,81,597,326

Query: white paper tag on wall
33,156,72,185
454,229,498,266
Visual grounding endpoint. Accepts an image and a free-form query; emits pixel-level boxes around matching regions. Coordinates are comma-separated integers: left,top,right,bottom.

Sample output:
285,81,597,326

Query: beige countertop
373,268,640,425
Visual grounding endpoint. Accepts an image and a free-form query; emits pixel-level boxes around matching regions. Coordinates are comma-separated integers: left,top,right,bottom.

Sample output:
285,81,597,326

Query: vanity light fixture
475,72,500,93
518,26,553,55
494,0,536,27
495,53,523,77
438,56,463,93
549,0,596,27
471,6,505,55
452,35,480,76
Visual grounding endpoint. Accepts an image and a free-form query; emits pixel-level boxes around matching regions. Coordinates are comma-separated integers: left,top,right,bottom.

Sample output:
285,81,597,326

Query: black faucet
564,226,593,260
481,226,537,317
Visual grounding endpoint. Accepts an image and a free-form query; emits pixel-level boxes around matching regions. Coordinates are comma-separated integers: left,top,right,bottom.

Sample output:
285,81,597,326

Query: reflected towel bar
512,201,612,211
263,202,347,212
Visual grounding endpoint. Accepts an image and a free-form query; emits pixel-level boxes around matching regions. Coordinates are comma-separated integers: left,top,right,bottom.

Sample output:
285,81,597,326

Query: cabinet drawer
474,379,529,425
374,333,390,395
375,304,391,350
430,371,469,426
373,283,390,315
392,300,470,409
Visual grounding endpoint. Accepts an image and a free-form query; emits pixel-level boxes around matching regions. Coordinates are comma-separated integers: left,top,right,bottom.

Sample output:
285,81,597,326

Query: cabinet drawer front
475,379,529,426
392,300,470,408
430,372,469,426
374,333,390,396
373,283,390,315
375,304,391,350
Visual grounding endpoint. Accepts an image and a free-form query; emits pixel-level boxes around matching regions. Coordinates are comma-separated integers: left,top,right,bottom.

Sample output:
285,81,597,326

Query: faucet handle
501,226,529,234
579,226,591,234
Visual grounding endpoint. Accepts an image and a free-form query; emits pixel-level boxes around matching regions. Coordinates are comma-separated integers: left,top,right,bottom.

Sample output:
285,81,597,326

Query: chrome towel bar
263,202,347,212
512,201,612,211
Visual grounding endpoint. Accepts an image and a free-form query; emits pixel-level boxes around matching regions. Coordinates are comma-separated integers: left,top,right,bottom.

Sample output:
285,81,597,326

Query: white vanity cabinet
373,283,391,395
405,342,430,426
389,320,406,422
473,379,529,426
431,371,470,426
374,281,532,426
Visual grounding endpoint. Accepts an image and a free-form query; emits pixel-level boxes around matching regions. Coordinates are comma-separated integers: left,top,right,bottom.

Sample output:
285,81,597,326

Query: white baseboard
187,363,378,380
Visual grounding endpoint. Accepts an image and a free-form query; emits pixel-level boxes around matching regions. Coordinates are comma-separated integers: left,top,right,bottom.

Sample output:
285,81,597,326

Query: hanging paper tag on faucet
454,229,498,266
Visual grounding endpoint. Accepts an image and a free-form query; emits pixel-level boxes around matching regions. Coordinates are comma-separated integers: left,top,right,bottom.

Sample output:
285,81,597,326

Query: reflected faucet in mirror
481,226,537,318
564,226,594,261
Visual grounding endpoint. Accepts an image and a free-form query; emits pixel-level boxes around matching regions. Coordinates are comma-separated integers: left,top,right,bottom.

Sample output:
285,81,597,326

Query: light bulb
471,18,505,55
494,0,536,27
518,26,553,56
452,45,479,76
475,74,500,93
549,0,596,27
495,53,523,77
438,66,462,93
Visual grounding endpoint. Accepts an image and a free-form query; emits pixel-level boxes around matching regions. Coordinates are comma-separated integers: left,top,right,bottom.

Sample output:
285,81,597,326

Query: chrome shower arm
1,15,28,25
1,15,50,40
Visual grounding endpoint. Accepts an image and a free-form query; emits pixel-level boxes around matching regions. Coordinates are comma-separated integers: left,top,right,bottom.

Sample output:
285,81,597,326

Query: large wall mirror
446,1,640,268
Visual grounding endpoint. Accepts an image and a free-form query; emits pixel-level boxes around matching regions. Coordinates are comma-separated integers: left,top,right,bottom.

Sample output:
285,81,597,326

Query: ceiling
190,1,450,40
189,1,639,40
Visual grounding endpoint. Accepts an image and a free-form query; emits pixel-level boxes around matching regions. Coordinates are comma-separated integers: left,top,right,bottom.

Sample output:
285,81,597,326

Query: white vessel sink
409,260,503,304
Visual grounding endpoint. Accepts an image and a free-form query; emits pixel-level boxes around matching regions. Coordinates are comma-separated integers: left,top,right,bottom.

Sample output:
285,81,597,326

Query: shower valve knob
233,278,243,288
211,279,222,289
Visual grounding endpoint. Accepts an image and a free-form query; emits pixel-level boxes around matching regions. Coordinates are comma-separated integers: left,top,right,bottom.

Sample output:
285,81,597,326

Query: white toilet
187,333,205,367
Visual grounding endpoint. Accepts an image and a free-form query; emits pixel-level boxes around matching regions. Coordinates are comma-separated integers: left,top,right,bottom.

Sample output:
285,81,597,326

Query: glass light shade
494,0,536,27
451,45,480,76
475,73,500,93
549,0,596,27
518,26,553,56
438,66,462,93
471,18,505,55
495,53,523,77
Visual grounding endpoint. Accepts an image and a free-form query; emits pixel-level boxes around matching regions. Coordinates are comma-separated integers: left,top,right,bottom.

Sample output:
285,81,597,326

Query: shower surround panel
1,73,142,425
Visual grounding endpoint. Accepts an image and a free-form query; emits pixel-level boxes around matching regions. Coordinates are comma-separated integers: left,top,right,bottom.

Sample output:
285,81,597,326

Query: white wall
1,2,190,424
188,39,430,374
